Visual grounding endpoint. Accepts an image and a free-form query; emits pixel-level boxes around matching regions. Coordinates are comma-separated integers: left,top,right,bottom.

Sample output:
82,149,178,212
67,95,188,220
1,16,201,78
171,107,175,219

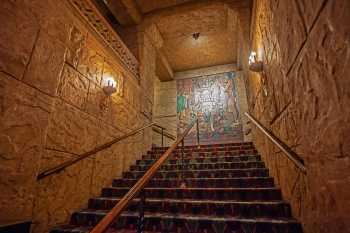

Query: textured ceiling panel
162,30,237,71
151,2,238,71
155,2,227,40
134,0,245,72
135,0,193,13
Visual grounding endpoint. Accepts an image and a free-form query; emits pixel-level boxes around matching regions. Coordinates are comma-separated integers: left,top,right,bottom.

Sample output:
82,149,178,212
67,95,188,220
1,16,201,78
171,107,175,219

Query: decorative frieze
68,0,140,80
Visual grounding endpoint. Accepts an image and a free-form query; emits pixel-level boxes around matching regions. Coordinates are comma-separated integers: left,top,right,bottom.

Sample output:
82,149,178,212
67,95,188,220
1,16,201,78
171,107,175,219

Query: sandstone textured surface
152,79,177,146
247,1,350,233
0,1,157,233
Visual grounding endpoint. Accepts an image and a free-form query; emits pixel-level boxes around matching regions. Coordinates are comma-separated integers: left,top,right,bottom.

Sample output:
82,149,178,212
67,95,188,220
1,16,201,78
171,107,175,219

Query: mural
177,72,243,144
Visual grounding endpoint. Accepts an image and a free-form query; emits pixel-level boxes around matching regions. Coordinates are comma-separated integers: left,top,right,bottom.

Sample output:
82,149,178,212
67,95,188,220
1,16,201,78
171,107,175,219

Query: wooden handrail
37,122,167,180
245,112,307,173
90,118,197,233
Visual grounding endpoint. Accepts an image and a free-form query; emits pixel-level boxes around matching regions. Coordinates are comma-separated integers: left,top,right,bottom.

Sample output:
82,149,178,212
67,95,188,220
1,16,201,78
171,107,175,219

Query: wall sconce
103,76,117,96
248,51,263,72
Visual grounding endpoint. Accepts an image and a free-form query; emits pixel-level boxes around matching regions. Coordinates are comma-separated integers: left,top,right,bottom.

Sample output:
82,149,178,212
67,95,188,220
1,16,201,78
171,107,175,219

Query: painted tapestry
177,72,243,144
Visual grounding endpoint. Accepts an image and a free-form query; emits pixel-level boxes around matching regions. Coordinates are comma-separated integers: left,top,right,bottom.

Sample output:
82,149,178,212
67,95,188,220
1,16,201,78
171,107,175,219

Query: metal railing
152,126,176,145
245,112,306,173
90,117,200,233
37,123,175,180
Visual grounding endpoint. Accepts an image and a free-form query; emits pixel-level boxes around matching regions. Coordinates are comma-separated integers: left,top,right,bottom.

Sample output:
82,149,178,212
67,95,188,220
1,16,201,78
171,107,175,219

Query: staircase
51,142,303,233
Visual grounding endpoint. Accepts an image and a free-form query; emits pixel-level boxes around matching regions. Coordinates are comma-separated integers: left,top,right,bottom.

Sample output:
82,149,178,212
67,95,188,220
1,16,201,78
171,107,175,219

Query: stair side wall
0,1,157,233
246,1,350,233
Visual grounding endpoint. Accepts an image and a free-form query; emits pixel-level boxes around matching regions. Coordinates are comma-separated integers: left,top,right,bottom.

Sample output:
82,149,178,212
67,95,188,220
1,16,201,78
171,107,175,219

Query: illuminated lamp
103,76,117,96
248,51,263,72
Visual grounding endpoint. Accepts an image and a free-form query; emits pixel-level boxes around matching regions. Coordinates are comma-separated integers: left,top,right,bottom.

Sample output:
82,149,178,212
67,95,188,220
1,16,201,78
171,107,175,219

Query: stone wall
247,1,350,233
0,1,157,232
152,79,177,146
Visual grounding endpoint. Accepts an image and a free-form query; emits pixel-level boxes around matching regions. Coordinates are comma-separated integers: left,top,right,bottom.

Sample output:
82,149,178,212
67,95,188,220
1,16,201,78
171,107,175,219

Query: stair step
89,197,292,218
153,142,253,150
101,187,282,201
143,150,258,159
150,145,255,153
69,211,302,233
49,142,303,233
51,226,162,233
130,161,265,171
123,168,269,179
113,177,274,188
136,155,261,165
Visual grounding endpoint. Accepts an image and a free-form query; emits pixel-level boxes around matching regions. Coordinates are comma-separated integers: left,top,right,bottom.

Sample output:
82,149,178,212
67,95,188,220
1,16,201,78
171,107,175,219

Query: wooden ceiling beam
104,0,142,25
156,50,174,81
144,0,251,19
144,23,174,81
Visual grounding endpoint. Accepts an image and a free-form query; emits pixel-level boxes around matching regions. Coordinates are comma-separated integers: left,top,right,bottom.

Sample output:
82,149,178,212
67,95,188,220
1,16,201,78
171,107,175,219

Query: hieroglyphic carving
58,64,89,109
65,26,86,68
68,0,140,80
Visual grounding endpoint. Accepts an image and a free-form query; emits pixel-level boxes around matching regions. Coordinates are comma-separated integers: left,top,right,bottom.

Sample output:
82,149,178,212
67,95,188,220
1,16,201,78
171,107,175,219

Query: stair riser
101,189,282,201
88,199,292,218
70,214,302,233
150,145,255,154
113,178,274,188
153,142,253,150
130,162,265,171
136,155,261,165
144,151,258,159
123,169,269,179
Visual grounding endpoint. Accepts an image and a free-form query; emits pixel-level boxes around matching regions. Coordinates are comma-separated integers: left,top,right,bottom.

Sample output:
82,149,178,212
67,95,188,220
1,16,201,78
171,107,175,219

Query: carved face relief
65,26,86,68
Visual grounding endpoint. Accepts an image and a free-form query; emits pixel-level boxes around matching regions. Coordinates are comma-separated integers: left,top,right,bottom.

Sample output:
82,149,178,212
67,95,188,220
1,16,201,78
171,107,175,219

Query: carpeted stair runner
51,142,303,233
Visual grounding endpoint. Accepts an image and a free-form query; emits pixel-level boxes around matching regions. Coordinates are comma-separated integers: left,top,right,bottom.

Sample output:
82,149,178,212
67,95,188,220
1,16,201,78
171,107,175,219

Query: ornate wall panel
177,72,243,144
69,0,140,80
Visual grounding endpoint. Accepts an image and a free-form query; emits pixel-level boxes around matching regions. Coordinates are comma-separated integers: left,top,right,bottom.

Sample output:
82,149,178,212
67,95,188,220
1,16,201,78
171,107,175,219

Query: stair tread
148,151,257,156
152,146,254,151
138,157,261,164
52,226,162,233
140,154,260,160
133,162,265,170
75,210,299,223
116,176,272,181
135,161,264,166
149,150,256,154
126,168,268,173
105,187,279,191
150,147,255,151
51,226,156,233
91,197,287,205
156,142,252,147
113,177,274,188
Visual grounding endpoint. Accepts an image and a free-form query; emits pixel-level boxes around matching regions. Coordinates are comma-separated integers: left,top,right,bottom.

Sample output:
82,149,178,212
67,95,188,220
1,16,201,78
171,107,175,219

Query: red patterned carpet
51,142,302,233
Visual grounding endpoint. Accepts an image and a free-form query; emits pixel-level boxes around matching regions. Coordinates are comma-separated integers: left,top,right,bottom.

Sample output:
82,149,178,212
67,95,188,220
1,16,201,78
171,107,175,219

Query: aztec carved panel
177,72,243,144
68,0,140,80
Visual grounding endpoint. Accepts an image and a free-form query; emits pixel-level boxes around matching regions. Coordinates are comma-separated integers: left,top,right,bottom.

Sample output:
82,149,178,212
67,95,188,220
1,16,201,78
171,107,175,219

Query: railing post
161,128,164,147
196,118,200,148
137,190,145,233
180,139,186,188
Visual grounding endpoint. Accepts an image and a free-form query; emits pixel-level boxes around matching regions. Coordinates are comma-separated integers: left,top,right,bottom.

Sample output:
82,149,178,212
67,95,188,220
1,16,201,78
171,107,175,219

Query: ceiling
101,0,251,75
150,1,238,71
135,0,193,14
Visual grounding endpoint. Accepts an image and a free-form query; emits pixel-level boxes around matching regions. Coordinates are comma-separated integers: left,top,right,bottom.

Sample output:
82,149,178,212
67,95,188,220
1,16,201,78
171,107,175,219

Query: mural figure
177,72,243,144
